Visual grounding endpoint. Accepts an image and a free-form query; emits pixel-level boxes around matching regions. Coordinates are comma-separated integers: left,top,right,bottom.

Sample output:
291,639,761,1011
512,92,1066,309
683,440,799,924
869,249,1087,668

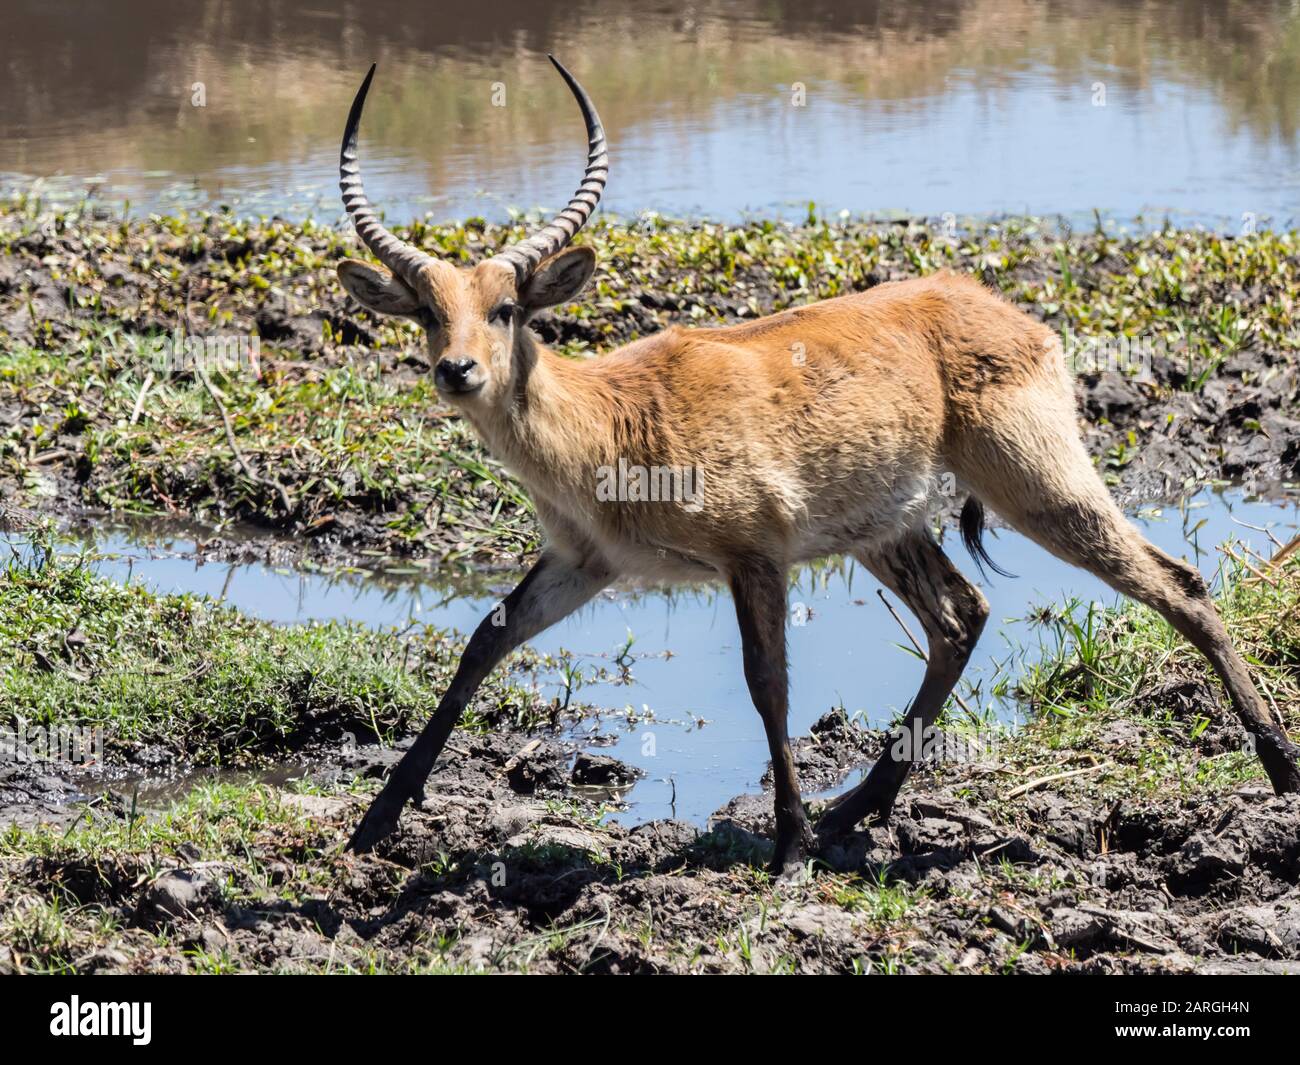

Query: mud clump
570,752,643,788
5,706,1300,973
136,867,225,928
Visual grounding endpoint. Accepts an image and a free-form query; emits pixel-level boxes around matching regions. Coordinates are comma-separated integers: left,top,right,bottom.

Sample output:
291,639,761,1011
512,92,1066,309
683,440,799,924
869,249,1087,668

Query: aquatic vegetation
2,199,1296,568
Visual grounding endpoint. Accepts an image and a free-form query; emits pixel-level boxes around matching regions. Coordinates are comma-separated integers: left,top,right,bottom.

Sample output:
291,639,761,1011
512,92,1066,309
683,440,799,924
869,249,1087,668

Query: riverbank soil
3,201,1298,973
1,541,1297,973
3,205,1297,570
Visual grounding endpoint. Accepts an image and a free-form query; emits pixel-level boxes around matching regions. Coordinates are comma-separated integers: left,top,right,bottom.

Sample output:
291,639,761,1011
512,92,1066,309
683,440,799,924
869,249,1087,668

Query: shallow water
4,0,1300,227
44,487,1300,825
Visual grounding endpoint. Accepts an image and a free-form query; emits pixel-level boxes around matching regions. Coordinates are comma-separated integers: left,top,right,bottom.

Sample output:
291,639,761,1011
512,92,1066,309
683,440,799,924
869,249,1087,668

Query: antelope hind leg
817,532,989,838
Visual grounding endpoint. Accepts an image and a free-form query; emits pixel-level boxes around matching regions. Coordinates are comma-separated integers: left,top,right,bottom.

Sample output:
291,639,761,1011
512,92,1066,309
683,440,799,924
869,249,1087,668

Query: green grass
825,867,925,926
966,549,1300,804
0,536,578,764
0,781,350,974
3,196,1296,563
0,541,1296,973
0,772,929,975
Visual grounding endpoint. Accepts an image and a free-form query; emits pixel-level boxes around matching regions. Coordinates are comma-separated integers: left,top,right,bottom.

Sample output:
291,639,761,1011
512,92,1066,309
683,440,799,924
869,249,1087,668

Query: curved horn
490,55,608,285
339,64,435,290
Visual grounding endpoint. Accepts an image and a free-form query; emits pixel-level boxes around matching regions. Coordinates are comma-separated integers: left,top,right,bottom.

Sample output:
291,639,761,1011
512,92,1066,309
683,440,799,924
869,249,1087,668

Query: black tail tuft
959,497,1016,581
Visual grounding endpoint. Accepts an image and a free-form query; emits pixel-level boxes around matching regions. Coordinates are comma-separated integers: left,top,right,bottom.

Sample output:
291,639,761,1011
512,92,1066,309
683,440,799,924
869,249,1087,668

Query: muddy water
3,1,1300,226
49,487,1299,825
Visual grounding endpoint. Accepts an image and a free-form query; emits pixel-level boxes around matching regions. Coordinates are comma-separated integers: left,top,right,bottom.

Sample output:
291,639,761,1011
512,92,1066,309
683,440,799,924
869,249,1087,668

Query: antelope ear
518,246,596,312
337,259,421,316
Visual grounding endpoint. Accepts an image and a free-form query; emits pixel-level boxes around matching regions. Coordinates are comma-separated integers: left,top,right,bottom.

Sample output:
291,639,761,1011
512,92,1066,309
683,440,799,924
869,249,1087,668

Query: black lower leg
731,560,812,875
818,535,987,838
1140,551,1300,794
346,554,606,853
345,608,517,852
1192,624,1300,794
820,740,913,831
764,718,814,873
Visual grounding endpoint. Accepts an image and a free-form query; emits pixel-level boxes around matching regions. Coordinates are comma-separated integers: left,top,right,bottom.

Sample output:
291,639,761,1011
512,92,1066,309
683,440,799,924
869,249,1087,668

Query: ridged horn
339,64,435,291
490,55,608,285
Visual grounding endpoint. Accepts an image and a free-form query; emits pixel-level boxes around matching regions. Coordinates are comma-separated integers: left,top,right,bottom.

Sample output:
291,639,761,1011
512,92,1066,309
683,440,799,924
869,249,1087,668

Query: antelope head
335,57,607,408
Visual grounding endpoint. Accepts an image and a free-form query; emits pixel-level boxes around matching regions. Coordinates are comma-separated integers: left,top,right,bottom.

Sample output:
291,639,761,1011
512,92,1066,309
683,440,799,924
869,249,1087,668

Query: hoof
767,824,815,881
813,804,856,842
345,791,408,853
815,791,894,842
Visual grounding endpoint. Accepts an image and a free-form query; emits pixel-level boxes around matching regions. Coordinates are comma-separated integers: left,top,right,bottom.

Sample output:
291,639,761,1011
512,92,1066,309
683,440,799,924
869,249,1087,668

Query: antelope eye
416,308,442,330
490,302,515,325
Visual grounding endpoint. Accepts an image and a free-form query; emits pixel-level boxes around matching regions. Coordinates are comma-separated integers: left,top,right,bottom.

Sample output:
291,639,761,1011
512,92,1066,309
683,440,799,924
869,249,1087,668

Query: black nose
435,357,478,392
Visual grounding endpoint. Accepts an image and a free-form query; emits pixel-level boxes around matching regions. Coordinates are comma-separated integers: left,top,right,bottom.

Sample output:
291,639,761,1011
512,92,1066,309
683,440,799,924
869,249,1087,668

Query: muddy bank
4,706,1299,974
0,548,630,839
2,542,1298,973
2,202,1297,569
3,201,1300,973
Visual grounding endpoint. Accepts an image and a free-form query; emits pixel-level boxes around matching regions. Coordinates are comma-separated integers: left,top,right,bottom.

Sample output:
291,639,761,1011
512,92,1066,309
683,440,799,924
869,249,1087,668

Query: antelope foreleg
346,550,613,853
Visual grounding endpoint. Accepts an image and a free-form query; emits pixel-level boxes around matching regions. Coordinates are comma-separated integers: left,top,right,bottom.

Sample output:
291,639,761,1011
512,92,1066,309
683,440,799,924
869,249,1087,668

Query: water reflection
3,0,1299,224
27,487,1300,824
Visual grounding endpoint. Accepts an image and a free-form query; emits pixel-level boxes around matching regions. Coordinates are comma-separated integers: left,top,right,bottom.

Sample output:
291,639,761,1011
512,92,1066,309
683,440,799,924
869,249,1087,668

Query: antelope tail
960,496,1016,580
